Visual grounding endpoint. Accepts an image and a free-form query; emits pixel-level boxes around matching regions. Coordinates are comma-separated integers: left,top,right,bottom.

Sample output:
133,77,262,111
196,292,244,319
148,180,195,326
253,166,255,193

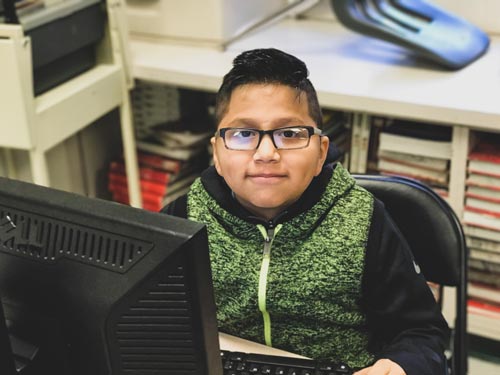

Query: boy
162,48,449,375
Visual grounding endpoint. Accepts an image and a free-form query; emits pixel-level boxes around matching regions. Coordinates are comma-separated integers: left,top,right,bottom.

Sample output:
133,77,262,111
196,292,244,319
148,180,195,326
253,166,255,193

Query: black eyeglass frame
215,126,323,150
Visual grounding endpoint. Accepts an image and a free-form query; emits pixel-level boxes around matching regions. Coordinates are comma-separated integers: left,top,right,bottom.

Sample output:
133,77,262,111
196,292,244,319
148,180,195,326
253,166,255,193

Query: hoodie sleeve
362,198,451,375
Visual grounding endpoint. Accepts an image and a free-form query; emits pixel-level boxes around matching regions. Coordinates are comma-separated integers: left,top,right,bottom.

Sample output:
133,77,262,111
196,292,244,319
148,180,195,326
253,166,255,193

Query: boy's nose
254,134,279,161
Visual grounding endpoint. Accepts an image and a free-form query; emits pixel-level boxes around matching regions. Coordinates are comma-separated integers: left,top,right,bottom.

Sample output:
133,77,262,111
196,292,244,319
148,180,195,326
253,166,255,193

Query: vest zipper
256,223,282,347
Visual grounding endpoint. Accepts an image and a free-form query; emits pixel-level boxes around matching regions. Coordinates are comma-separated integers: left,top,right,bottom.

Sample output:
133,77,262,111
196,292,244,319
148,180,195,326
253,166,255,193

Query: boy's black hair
215,48,323,127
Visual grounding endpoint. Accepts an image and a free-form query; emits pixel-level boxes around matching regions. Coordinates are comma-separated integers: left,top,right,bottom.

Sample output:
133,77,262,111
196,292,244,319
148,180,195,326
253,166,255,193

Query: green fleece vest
187,165,375,368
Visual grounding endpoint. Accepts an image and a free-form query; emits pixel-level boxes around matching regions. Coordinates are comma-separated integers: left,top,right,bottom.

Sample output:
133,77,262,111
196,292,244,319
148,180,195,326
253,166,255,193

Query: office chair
330,0,490,70
353,174,468,375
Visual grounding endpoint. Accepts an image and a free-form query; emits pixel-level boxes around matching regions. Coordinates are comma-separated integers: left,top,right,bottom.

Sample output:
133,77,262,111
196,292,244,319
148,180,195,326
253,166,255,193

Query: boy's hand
354,359,406,375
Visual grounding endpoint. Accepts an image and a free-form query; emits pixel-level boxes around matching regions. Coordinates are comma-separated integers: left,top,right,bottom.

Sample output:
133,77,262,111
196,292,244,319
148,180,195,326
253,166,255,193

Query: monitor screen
0,176,222,375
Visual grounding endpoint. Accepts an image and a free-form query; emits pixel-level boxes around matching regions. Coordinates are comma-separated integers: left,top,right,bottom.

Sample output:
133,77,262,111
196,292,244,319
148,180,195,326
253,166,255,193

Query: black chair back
353,174,468,375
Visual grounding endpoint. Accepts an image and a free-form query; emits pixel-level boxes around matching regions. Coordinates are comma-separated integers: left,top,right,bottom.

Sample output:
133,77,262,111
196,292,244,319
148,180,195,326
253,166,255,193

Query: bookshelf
0,0,141,206
129,16,500,340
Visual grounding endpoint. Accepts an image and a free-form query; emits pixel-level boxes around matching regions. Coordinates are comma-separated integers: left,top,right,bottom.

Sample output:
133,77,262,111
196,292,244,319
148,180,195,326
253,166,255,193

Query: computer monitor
0,176,222,375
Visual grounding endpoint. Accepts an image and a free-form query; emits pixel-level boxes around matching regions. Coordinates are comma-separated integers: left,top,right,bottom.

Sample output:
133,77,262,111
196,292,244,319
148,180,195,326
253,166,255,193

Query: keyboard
221,350,353,375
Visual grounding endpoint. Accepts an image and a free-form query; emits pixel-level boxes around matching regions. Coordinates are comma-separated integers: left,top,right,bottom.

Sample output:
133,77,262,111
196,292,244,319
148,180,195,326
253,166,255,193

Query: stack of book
468,299,500,320
463,138,500,313
130,80,216,138
374,120,452,198
130,80,182,139
108,155,176,212
108,147,210,212
136,127,212,162
112,82,215,211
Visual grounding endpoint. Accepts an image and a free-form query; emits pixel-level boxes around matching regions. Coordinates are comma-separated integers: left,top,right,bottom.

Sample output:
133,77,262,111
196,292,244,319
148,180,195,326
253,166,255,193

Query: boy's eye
282,130,296,138
233,130,256,138
276,128,305,138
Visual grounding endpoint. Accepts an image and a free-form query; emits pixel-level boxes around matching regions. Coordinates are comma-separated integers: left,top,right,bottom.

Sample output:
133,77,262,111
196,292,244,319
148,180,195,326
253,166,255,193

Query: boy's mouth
247,174,286,183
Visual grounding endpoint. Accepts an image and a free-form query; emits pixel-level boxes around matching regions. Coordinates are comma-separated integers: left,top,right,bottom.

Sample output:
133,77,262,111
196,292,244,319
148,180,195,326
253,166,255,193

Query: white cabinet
0,0,141,207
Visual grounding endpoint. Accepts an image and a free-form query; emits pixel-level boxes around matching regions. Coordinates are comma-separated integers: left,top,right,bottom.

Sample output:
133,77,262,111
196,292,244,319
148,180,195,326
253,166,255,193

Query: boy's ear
315,136,330,176
211,136,222,175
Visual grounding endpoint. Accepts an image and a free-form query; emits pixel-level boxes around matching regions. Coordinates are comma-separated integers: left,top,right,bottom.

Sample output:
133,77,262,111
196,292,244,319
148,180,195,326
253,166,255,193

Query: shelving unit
129,15,500,340
0,0,141,207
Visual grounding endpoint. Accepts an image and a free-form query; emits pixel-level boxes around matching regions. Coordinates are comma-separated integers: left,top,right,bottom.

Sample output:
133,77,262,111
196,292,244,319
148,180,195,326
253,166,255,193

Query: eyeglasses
215,126,322,151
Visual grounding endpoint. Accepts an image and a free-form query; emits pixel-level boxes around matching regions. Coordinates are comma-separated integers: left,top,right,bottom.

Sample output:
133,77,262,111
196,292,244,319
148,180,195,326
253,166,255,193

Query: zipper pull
263,228,274,255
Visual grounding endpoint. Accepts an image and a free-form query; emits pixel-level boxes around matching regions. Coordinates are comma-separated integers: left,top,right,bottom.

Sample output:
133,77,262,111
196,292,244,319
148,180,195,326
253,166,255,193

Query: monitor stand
0,299,16,375
0,300,39,374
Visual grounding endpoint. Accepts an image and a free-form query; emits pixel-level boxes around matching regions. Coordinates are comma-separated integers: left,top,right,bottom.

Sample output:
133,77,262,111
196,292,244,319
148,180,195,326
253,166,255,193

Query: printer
125,0,299,48
2,0,106,95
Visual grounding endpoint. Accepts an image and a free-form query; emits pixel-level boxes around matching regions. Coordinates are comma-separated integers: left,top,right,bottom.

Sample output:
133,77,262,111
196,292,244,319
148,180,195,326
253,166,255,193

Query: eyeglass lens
223,127,312,150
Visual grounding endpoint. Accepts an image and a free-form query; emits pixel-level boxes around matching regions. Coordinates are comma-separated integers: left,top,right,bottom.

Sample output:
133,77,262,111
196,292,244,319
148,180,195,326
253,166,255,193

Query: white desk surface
219,332,307,359
131,18,500,132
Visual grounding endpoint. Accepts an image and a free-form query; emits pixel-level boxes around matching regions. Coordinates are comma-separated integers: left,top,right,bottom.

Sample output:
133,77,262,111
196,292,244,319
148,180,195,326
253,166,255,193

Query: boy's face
211,83,329,220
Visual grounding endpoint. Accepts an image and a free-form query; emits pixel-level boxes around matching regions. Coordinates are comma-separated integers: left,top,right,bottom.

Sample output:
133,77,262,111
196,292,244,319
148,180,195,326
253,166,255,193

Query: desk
131,18,500,131
219,332,307,359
